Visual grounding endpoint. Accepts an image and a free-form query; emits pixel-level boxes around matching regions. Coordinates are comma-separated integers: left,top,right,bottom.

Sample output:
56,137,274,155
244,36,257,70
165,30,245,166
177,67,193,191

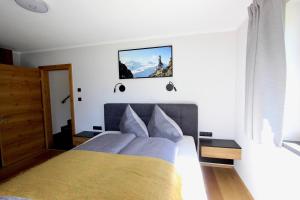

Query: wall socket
93,126,102,131
199,132,213,137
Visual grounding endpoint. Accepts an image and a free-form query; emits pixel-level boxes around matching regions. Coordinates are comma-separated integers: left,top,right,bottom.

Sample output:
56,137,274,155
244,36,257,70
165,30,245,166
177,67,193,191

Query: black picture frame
118,45,173,79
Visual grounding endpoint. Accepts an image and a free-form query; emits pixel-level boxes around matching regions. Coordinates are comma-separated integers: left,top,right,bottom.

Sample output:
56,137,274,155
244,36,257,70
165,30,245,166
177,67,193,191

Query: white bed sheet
176,136,207,200
77,132,207,200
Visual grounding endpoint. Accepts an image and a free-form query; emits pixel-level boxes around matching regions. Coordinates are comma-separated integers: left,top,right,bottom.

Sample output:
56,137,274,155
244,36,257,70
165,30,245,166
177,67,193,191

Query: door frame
39,64,75,149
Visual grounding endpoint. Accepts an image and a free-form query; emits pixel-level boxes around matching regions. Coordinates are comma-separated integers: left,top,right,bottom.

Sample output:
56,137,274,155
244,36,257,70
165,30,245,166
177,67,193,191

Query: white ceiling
0,0,250,53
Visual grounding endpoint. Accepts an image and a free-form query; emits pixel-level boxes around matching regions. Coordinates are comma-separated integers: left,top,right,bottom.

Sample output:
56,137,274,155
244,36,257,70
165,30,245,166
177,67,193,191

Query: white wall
49,70,71,134
12,51,21,66
21,32,237,139
235,20,300,200
283,1,300,140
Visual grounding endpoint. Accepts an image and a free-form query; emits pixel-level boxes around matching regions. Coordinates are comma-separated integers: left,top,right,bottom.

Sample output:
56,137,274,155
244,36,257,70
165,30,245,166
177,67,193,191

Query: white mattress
176,136,207,200
79,132,207,200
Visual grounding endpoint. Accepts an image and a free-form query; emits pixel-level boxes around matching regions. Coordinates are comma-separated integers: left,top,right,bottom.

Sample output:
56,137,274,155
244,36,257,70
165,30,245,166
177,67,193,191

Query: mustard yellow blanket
0,150,182,200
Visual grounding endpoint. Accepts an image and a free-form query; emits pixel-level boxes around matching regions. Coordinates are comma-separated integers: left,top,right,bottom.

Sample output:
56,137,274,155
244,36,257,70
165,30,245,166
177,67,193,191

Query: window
283,0,300,153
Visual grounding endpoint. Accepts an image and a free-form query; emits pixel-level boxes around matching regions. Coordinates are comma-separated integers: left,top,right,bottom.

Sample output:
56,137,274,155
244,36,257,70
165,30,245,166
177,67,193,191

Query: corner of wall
12,51,21,66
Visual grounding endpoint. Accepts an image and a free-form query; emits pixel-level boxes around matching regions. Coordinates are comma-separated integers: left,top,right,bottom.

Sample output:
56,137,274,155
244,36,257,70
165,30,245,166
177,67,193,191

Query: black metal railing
61,95,70,104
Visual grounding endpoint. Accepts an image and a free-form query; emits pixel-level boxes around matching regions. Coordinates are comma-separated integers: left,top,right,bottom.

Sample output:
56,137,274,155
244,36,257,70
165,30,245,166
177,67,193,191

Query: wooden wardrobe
0,64,46,167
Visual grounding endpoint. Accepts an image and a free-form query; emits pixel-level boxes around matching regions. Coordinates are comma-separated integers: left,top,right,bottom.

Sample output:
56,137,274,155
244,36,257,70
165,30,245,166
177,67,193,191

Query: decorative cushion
119,105,149,137
148,105,183,142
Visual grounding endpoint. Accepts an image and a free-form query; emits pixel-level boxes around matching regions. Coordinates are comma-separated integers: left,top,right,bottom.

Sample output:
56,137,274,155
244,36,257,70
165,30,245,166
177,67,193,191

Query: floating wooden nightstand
73,131,101,146
199,139,242,168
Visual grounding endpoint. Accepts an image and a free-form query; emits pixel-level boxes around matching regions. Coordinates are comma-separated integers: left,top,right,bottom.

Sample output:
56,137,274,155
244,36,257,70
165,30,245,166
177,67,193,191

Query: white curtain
245,0,287,146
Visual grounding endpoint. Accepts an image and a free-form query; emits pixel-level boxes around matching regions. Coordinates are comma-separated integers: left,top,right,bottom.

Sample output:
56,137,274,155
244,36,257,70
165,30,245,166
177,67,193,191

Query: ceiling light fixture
15,0,48,13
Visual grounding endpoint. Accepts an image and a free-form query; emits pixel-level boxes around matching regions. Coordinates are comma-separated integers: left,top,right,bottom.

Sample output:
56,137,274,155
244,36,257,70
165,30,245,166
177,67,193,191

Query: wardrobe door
0,64,46,167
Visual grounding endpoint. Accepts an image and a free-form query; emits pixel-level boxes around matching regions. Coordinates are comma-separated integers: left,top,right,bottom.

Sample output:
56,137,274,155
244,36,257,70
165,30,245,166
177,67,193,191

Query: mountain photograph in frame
118,46,173,79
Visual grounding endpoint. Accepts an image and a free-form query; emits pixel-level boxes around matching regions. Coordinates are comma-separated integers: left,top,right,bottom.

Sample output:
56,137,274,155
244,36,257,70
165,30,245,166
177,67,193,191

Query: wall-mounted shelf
199,138,242,168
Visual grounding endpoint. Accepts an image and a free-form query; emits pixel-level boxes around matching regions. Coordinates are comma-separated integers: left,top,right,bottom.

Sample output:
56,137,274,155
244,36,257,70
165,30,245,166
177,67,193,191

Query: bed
0,103,207,200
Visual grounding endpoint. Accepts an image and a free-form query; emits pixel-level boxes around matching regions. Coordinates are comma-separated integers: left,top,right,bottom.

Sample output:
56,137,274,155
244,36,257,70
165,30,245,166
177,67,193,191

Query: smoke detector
15,0,48,13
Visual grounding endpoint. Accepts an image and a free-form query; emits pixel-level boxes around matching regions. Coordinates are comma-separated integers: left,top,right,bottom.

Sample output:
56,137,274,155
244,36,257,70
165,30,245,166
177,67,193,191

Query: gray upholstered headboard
104,103,198,147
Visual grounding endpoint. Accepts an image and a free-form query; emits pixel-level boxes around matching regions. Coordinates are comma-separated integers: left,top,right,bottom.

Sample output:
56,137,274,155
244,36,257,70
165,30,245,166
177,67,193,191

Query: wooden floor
202,166,253,200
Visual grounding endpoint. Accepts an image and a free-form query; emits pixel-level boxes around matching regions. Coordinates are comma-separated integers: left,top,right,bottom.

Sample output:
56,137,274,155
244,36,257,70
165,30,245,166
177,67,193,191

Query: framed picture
118,45,173,79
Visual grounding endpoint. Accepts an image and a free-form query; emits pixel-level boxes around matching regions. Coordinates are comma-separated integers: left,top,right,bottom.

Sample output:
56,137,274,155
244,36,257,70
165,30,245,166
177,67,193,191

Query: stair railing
61,95,70,104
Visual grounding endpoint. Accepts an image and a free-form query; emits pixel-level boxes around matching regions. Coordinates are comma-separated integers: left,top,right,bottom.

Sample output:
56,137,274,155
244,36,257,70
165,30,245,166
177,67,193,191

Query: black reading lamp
166,81,177,92
114,83,126,93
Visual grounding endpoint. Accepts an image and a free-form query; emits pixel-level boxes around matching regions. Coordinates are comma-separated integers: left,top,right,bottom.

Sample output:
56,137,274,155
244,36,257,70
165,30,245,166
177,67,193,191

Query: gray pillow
148,105,183,142
119,105,149,137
